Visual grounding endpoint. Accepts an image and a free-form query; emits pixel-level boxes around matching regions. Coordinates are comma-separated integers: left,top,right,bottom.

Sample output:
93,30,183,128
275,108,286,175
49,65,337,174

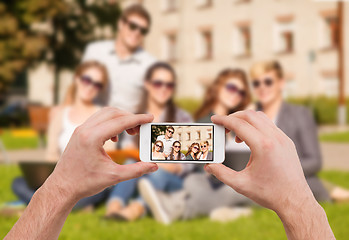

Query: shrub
176,96,349,125
287,96,349,125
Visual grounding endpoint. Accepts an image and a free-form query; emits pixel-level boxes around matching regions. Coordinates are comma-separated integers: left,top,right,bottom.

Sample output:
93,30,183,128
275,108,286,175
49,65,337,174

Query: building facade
122,0,349,99
172,125,213,151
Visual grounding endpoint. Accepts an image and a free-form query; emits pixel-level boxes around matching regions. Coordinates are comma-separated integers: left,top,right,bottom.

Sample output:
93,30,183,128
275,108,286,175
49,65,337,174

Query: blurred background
1,0,349,239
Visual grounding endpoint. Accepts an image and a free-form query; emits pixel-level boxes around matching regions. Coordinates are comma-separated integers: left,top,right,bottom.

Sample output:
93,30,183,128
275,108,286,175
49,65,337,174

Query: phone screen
150,124,214,161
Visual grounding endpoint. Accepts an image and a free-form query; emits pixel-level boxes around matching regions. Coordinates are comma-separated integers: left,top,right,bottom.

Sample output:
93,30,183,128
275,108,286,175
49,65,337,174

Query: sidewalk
1,144,349,170
0,148,46,164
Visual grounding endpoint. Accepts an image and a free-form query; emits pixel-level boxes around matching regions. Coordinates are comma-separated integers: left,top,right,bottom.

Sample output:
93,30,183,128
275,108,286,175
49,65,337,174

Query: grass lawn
320,131,349,143
0,129,39,150
1,165,349,239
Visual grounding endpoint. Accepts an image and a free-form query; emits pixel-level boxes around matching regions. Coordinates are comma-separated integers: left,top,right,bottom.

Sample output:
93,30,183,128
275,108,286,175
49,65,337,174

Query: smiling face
252,70,284,106
145,68,175,106
75,67,104,103
218,77,246,110
192,144,200,154
200,142,209,153
154,141,163,152
165,128,174,138
173,142,181,153
118,14,149,50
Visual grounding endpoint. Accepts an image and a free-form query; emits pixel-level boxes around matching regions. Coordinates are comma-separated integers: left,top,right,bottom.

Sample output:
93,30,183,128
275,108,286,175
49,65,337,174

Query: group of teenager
152,126,212,161
7,4,349,224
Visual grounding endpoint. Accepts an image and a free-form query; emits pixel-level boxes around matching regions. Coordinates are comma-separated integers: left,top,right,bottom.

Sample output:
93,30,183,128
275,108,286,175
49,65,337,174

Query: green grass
0,130,39,150
320,131,349,143
1,165,349,239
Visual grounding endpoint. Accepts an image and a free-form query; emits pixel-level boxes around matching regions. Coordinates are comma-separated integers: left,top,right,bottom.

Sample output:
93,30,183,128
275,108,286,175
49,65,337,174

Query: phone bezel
139,123,225,163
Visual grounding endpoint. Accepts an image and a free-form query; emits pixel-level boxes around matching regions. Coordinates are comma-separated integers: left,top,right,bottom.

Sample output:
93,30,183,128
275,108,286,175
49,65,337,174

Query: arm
206,110,335,240
5,108,158,240
4,177,76,240
296,108,322,176
45,107,62,162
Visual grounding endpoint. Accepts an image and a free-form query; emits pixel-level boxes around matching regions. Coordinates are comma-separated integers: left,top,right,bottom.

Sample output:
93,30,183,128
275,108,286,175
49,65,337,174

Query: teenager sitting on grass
1,61,111,217
104,62,193,221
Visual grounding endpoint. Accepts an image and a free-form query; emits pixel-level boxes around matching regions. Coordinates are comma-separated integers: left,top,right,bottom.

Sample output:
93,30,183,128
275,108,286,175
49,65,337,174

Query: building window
186,132,191,141
196,131,201,140
178,133,182,141
196,28,213,60
196,0,212,8
207,132,212,140
162,32,178,61
273,16,294,54
319,10,338,50
162,0,177,12
321,71,338,97
232,22,251,57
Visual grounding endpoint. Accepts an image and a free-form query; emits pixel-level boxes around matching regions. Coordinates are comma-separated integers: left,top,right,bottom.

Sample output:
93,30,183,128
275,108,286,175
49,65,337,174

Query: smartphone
139,123,225,163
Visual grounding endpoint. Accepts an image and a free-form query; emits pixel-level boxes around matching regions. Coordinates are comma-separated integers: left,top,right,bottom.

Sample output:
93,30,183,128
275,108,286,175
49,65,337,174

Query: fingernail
151,164,158,172
204,164,212,173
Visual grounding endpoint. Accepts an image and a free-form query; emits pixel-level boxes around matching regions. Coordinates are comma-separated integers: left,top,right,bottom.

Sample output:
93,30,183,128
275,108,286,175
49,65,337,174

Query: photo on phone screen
151,124,214,161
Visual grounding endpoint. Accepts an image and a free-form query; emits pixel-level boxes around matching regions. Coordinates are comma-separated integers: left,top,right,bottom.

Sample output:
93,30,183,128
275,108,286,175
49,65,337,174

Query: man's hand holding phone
205,110,335,240
5,108,158,240
49,107,158,202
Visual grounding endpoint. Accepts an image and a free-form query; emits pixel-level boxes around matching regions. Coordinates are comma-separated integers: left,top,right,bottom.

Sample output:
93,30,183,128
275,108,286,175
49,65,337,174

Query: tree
151,125,167,143
0,0,120,103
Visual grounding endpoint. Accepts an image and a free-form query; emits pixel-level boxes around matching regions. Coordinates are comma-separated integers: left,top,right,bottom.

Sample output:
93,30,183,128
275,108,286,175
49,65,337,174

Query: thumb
204,163,242,190
115,162,158,182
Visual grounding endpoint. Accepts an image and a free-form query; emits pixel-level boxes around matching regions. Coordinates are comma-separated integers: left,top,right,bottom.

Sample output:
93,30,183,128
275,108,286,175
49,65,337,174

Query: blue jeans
108,160,183,206
12,177,109,211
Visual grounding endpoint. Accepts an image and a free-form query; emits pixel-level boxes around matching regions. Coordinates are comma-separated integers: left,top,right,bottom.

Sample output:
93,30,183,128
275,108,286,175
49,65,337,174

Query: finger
84,107,133,128
95,114,154,142
115,162,158,182
204,164,243,191
233,110,276,136
211,115,263,150
126,126,140,135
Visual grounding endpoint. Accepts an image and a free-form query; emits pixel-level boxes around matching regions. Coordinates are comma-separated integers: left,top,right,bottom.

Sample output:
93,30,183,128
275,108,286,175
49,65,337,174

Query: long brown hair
169,141,182,160
63,61,108,105
195,68,251,120
137,62,177,122
186,142,200,160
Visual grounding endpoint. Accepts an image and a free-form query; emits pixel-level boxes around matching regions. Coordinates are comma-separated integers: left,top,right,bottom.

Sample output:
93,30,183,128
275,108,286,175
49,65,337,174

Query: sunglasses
201,145,207,148
151,80,175,90
173,145,181,148
124,19,149,36
80,75,104,91
193,146,199,150
252,78,274,88
167,129,174,134
155,144,162,148
225,83,246,98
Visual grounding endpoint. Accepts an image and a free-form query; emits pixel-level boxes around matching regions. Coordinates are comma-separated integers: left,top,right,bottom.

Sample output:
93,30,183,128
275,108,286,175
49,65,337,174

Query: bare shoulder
49,105,65,120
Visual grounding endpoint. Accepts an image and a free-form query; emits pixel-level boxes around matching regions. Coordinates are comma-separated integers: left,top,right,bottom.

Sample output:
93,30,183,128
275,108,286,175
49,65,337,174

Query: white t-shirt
156,135,175,155
82,40,156,112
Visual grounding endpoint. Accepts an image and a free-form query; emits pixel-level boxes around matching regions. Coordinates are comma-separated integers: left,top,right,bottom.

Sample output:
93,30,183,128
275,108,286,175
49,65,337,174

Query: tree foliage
0,0,120,100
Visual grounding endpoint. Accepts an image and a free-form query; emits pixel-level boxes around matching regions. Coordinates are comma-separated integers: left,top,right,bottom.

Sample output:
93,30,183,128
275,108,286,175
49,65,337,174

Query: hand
46,107,158,203
205,110,315,214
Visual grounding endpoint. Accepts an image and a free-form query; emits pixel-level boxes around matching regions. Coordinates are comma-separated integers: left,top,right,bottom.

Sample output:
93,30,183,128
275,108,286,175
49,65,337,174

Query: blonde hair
63,61,108,105
250,60,284,80
200,140,209,146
